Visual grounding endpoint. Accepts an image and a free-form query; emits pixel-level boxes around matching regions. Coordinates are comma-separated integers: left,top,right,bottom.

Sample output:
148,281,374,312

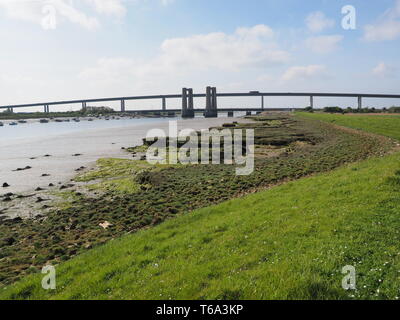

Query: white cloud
0,0,126,30
79,24,291,86
363,0,400,41
305,11,335,33
305,35,343,54
281,65,328,82
372,62,396,78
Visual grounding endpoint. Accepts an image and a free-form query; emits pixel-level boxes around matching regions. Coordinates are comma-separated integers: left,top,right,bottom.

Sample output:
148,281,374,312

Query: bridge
1,87,399,118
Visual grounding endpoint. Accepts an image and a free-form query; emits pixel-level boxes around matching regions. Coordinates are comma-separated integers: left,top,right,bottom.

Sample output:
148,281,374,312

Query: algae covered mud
0,113,396,286
0,116,237,195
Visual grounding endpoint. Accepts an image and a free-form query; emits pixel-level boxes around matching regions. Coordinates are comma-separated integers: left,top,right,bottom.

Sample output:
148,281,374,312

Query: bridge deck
0,92,399,110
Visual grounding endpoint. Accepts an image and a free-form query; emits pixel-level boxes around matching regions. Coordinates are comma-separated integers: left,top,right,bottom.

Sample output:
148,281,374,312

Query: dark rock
3,237,16,245
13,166,32,172
48,183,55,187
41,174,50,177
36,197,47,203
60,184,74,190
44,154,52,157
2,192,13,197
35,187,44,191
2,183,10,188
72,154,82,157
2,196,12,202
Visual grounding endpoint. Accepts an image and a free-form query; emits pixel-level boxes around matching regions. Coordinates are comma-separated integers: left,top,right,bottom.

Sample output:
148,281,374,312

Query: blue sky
0,0,399,110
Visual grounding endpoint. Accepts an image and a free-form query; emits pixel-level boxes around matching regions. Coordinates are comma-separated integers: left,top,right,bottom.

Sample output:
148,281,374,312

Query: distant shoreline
0,111,177,121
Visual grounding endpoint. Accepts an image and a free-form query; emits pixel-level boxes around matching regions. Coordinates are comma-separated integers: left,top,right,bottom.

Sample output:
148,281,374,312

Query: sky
0,0,399,111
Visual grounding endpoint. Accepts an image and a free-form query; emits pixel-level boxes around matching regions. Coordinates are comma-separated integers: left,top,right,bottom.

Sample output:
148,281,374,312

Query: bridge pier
358,96,362,110
82,102,87,113
261,96,265,111
162,97,166,111
205,86,218,118
181,88,194,118
121,99,126,112
310,96,314,108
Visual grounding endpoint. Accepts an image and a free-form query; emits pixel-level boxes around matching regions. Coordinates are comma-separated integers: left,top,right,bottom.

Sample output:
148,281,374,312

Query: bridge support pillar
181,88,194,118
162,97,166,111
121,99,126,112
310,96,314,108
358,96,362,110
82,102,87,113
205,86,218,118
261,96,265,111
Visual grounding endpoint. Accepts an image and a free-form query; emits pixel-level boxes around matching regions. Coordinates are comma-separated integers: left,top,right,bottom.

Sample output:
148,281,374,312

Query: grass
0,115,393,286
297,112,400,141
1,152,400,300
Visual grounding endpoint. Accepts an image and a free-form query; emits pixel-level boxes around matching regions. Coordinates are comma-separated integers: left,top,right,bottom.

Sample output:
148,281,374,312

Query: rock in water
2,183,10,188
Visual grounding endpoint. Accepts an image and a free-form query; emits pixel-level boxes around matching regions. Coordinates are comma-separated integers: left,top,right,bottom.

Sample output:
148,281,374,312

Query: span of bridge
1,87,399,116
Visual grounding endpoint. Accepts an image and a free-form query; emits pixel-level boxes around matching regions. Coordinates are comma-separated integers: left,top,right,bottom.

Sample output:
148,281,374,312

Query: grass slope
2,152,400,300
2,115,391,286
297,112,400,140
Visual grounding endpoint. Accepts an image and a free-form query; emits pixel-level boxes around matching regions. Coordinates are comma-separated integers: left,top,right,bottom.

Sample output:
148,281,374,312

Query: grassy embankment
1,114,399,299
297,112,400,140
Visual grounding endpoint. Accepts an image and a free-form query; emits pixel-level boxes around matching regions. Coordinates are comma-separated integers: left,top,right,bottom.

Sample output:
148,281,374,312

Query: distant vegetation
301,106,400,114
0,106,116,120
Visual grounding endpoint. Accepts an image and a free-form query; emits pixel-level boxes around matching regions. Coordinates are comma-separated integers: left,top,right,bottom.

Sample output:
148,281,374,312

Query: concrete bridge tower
204,86,218,118
181,88,194,118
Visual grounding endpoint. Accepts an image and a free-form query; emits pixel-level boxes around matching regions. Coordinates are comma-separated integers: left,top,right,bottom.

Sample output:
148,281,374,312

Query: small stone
48,183,54,187
35,187,44,191
2,193,13,197
99,221,112,229
36,197,45,203
2,183,10,188
3,237,16,245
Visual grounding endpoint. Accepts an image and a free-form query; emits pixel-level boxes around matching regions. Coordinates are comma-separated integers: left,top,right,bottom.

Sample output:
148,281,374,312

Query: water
0,117,178,147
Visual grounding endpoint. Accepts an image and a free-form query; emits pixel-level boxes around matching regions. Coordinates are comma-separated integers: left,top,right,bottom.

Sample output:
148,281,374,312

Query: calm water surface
0,117,178,146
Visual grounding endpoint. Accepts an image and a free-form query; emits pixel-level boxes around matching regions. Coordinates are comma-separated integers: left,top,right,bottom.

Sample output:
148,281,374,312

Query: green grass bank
1,113,400,300
2,151,400,300
297,112,400,141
